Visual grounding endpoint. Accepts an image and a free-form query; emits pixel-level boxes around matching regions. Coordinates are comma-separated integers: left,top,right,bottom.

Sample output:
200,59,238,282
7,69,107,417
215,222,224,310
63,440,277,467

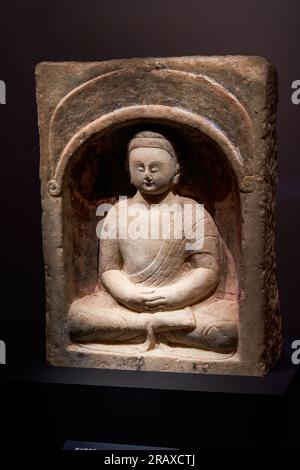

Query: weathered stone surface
36,56,282,376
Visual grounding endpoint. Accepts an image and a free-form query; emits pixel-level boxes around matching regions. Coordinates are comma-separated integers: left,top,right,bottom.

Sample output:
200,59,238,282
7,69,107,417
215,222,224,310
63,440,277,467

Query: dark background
1,0,300,450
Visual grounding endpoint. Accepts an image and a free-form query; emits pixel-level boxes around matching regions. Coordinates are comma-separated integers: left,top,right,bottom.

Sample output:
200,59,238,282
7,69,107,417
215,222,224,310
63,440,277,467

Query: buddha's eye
150,166,160,173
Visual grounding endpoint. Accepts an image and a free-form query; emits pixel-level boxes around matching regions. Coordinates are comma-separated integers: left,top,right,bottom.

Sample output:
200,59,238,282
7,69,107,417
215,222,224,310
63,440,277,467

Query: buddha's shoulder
107,197,136,217
176,195,216,224
176,195,199,206
176,195,208,211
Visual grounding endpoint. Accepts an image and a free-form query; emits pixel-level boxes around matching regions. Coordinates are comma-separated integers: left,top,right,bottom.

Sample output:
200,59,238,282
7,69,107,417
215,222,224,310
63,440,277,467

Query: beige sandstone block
36,56,282,376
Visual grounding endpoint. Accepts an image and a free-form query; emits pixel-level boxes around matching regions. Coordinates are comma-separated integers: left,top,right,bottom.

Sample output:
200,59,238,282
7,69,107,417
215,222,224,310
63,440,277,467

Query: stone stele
36,56,282,376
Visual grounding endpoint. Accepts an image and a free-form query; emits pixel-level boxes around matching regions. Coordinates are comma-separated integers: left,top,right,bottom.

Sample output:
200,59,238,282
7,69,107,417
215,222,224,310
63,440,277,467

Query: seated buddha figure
68,131,238,353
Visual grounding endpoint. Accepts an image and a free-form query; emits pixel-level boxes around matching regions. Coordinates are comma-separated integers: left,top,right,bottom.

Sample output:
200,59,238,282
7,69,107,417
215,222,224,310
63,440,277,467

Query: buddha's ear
173,163,180,185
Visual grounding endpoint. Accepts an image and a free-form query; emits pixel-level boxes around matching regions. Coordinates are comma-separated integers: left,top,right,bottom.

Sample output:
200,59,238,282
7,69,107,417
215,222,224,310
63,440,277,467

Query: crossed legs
68,292,238,353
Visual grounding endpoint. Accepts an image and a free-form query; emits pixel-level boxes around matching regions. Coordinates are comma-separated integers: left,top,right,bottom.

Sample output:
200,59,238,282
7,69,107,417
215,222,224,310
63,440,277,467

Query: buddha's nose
144,173,153,182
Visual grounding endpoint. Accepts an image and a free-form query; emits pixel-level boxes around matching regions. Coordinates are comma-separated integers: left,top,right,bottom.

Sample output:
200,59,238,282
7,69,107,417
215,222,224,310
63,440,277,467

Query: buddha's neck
133,190,177,207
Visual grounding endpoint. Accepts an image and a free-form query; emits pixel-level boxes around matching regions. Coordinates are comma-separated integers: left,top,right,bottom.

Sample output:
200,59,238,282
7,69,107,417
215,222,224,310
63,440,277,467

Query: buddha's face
128,147,179,195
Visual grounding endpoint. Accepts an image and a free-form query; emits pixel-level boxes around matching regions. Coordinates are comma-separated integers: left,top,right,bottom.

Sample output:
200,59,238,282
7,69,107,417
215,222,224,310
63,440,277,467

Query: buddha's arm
102,270,166,312
144,253,220,311
99,238,165,312
102,269,140,308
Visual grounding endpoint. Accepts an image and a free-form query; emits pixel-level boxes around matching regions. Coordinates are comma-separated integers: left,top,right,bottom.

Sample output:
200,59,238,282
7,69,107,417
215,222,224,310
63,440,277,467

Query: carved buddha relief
36,56,282,375
68,130,239,355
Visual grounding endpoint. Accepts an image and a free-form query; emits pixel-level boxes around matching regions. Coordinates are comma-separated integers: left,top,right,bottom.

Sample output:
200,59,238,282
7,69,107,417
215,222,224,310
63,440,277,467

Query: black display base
2,343,297,395
1,339,299,450
1,362,300,450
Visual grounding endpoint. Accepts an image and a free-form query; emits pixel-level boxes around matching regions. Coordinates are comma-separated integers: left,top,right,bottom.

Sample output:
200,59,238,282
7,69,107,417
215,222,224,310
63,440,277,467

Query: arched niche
61,114,242,308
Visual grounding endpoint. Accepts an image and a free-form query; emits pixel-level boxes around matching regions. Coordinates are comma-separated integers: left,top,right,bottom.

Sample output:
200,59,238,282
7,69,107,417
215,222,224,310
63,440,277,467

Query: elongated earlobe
173,174,180,185
173,164,180,185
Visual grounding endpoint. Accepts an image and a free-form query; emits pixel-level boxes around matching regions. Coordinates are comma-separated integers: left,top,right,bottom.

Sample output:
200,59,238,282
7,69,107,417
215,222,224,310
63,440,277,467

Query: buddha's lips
144,181,155,187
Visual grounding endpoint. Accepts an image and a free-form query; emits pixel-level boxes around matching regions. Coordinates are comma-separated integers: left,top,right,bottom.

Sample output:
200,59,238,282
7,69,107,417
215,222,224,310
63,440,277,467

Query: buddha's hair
127,131,178,163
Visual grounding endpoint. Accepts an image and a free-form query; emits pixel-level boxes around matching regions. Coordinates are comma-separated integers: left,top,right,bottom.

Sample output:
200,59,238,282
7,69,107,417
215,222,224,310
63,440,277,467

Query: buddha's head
127,131,180,196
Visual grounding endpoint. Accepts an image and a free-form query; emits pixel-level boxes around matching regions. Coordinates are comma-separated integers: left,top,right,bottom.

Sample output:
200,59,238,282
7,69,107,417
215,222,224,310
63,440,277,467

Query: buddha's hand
143,286,185,311
101,270,167,313
123,286,167,313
